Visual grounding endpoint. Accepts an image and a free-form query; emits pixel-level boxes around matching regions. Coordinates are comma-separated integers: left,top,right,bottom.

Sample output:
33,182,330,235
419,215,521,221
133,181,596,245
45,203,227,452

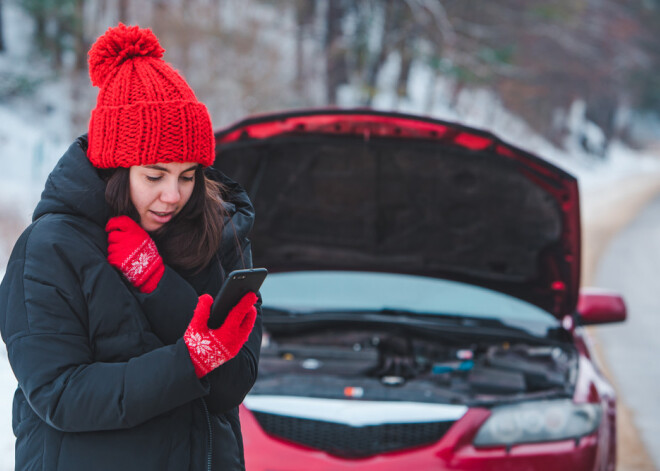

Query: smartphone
208,268,268,329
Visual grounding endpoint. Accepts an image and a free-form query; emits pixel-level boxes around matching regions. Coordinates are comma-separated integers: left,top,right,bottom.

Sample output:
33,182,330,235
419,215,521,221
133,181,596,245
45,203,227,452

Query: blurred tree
19,0,50,54
325,0,348,104
628,0,660,114
18,0,88,71
118,0,129,23
355,0,393,105
0,0,4,52
357,0,419,106
70,0,86,70
293,0,314,92
10,0,660,150
306,0,660,150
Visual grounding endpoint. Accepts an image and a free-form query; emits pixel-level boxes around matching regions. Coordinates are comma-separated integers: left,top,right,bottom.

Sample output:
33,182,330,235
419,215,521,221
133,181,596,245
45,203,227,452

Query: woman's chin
143,212,174,230
139,218,163,232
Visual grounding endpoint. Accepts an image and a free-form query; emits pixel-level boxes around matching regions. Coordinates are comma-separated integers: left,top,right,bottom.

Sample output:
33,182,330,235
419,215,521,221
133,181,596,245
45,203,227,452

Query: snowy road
595,192,660,470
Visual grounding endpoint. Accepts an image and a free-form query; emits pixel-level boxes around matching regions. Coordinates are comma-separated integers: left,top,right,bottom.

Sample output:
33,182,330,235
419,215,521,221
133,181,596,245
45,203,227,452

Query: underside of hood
213,109,580,318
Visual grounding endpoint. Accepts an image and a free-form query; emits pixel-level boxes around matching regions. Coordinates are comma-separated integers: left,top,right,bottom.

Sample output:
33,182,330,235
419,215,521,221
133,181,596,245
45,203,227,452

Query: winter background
1,1,660,470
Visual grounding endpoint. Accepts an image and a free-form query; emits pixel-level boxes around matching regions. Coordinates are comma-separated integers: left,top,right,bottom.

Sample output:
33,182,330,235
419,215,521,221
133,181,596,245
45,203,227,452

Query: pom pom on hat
86,23,214,169
88,23,165,87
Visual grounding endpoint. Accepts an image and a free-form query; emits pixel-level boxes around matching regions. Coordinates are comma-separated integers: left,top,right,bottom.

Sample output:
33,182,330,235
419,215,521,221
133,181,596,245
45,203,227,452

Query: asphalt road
595,192,660,469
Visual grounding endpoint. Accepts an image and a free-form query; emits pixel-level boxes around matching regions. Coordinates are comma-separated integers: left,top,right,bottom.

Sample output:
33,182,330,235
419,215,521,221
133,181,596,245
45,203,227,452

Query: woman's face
129,161,198,232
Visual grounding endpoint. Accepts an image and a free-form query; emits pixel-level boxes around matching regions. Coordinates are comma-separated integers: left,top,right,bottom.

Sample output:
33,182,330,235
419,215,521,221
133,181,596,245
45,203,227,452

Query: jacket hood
33,137,109,227
212,109,581,318
208,166,256,259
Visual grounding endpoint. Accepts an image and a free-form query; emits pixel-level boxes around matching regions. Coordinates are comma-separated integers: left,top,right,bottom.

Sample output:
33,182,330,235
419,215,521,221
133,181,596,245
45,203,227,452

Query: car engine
253,326,578,405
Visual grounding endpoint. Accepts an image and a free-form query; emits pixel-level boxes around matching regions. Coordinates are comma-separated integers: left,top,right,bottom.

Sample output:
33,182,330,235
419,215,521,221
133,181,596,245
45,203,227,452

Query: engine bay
253,324,578,406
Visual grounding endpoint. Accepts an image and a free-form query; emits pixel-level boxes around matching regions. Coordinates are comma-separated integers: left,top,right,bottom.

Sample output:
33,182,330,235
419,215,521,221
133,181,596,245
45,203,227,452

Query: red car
213,109,626,471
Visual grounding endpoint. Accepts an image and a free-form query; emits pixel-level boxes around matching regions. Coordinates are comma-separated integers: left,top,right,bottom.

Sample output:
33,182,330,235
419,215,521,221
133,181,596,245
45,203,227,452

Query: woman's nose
160,181,181,204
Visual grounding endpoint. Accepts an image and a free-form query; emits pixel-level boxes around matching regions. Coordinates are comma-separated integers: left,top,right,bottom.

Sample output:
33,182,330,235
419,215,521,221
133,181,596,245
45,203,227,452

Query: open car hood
213,109,580,318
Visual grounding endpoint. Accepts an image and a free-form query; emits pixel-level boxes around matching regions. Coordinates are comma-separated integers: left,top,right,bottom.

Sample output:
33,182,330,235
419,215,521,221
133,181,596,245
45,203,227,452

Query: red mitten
106,215,165,294
184,292,258,378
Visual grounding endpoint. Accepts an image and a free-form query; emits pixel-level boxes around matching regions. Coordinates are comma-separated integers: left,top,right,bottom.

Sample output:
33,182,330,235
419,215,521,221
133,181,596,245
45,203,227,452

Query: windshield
260,271,558,336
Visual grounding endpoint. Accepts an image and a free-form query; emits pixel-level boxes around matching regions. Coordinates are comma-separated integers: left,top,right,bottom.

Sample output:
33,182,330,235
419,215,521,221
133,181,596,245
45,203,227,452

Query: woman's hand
106,215,165,294
184,293,258,378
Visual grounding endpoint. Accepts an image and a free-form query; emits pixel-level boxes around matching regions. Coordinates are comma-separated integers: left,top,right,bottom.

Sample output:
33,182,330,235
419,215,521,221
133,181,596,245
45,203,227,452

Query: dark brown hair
104,166,227,273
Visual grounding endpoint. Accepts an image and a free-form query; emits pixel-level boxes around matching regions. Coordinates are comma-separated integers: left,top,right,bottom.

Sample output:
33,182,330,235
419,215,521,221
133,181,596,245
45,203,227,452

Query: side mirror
577,288,627,325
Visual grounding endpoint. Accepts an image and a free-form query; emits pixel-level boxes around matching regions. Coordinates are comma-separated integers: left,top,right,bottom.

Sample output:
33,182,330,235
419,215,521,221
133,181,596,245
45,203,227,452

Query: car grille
252,412,455,458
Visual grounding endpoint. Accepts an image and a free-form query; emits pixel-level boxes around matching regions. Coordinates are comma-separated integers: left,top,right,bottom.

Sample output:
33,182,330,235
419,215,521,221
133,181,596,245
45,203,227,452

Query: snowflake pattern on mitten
106,215,164,294
184,293,258,378
122,238,160,285
185,331,214,358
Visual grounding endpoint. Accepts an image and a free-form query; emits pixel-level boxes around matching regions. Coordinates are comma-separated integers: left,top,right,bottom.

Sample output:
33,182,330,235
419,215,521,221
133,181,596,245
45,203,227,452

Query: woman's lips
150,210,174,224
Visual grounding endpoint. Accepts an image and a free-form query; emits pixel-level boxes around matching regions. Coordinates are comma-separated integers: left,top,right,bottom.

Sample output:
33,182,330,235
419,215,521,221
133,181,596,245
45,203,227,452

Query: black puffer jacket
0,137,262,470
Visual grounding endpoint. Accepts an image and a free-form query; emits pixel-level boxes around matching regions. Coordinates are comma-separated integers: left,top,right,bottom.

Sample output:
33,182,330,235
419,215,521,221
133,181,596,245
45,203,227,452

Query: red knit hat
87,23,214,168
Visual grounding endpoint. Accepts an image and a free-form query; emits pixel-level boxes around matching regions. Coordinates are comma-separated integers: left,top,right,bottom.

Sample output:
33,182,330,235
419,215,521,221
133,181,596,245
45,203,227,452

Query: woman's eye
146,175,162,182
181,175,194,182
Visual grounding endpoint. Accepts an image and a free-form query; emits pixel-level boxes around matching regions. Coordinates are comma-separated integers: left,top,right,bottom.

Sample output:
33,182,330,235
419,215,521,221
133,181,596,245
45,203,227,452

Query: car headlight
473,399,602,447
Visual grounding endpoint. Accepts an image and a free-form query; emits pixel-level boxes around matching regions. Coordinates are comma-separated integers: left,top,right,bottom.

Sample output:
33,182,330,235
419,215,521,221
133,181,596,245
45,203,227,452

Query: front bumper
240,406,603,471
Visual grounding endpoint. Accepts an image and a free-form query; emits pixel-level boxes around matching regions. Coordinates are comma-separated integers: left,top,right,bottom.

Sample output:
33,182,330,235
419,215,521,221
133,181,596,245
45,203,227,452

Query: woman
0,24,261,470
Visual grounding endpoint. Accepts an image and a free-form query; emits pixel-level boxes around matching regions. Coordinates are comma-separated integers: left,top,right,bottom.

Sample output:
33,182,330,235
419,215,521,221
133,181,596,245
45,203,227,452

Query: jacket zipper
201,399,212,471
